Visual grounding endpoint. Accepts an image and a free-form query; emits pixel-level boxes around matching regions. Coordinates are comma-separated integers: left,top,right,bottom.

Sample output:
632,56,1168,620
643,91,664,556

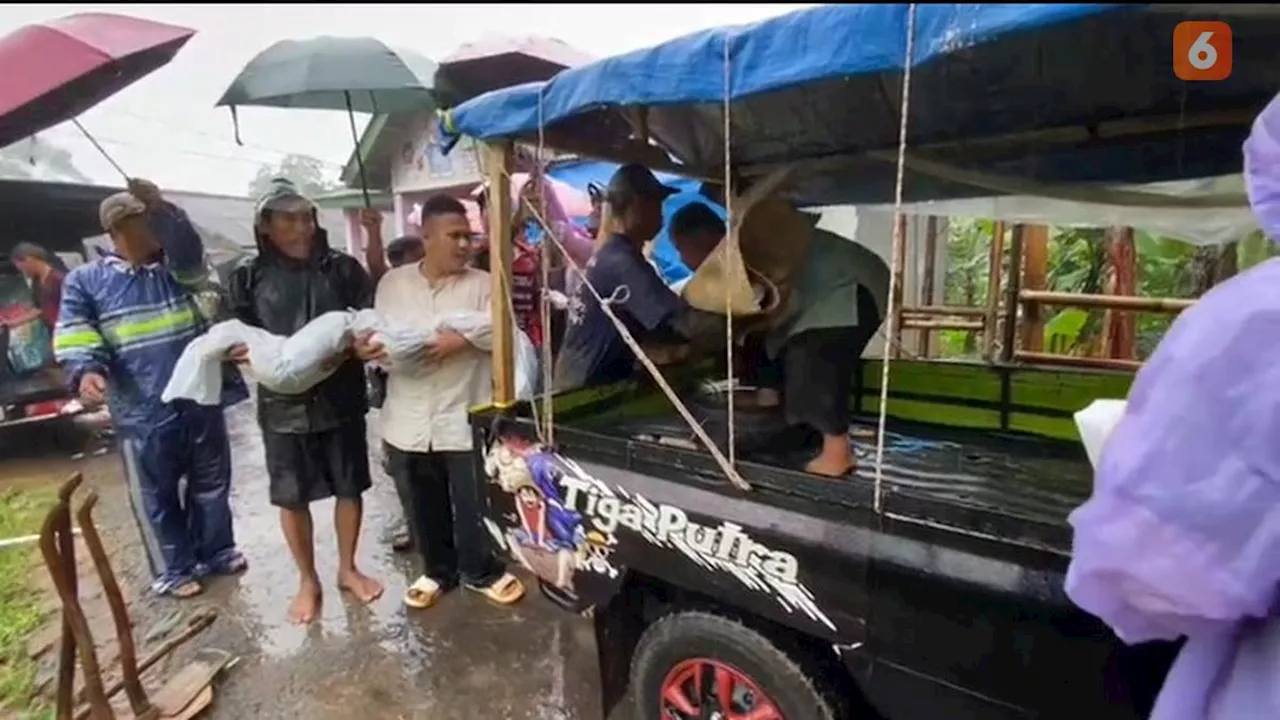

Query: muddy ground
4,400,606,719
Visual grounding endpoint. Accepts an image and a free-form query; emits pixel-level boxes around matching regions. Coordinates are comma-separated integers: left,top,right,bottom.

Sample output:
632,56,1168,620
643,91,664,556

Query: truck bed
556,402,1091,556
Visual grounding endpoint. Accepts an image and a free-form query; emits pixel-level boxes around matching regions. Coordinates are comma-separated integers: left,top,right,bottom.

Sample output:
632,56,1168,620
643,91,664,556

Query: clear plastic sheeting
871,175,1256,247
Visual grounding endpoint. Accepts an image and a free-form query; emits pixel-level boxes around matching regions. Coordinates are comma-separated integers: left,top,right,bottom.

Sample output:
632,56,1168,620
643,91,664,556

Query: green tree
247,154,338,198
938,217,994,358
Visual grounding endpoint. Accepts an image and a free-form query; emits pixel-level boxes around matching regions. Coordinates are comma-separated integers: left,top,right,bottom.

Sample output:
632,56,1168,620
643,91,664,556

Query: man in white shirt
359,194,525,610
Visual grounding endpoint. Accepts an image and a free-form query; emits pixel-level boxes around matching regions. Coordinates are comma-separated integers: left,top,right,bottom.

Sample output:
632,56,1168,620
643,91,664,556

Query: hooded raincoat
53,198,248,593
226,181,375,508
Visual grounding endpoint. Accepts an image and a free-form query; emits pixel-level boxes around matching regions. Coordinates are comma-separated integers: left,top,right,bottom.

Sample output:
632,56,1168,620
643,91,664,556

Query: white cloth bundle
350,309,539,399
163,311,355,404
163,309,540,405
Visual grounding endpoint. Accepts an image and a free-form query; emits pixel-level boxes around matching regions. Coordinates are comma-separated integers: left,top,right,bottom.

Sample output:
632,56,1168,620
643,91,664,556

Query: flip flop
164,580,204,599
465,572,525,606
404,575,443,609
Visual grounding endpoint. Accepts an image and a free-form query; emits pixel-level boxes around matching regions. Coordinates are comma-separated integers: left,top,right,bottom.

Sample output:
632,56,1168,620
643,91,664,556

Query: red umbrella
0,12,194,149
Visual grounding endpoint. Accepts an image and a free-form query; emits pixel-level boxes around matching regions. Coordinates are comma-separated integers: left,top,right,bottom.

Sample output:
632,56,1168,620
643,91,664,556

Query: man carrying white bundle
226,179,384,624
367,194,525,611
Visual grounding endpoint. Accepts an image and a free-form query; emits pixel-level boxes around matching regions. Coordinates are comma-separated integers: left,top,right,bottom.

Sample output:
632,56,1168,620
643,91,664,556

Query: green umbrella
216,36,447,206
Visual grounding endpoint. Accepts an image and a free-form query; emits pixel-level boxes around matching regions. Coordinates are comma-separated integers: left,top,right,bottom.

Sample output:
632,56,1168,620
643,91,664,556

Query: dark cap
605,163,677,207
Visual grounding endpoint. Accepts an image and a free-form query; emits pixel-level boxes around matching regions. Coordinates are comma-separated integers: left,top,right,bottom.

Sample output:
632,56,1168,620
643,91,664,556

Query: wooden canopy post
1020,224,1049,354
483,141,516,405
982,221,1006,361
889,213,908,358
999,224,1025,364
916,216,939,357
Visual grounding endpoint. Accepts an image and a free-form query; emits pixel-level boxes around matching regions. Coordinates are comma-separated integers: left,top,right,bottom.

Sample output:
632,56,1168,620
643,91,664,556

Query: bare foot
287,580,322,624
805,455,856,478
337,569,384,604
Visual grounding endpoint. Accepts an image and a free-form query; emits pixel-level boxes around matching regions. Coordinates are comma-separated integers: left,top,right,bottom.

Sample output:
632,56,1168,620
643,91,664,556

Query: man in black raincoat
227,179,383,624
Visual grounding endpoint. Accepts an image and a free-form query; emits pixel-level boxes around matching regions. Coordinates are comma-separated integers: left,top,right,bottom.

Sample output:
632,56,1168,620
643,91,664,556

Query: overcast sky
3,4,812,197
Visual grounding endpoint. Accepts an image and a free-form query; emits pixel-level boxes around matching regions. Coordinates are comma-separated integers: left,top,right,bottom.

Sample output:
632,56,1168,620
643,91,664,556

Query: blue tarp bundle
444,4,1280,206
447,4,1121,142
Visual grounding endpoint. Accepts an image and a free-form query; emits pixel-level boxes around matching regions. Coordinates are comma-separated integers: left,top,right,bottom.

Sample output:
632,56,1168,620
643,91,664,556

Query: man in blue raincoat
54,179,248,598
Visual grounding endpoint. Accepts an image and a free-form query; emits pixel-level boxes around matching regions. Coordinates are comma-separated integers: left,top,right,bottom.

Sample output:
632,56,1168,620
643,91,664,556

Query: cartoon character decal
483,436,616,592
482,435,839,632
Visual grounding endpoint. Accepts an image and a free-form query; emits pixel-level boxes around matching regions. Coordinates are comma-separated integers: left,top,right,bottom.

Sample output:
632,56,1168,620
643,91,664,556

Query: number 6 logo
1174,21,1233,81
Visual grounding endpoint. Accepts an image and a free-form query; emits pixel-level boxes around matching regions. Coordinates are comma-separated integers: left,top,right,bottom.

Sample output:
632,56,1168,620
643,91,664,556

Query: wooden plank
1020,224,1049,353
983,221,1005,360
482,141,516,405
1000,225,1024,363
917,216,939,357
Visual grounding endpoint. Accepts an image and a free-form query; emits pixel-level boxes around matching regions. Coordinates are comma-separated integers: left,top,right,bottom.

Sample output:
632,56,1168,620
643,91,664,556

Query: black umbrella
216,36,447,205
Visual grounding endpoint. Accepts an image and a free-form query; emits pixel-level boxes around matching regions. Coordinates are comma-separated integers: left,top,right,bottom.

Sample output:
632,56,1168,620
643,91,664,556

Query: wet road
12,401,605,719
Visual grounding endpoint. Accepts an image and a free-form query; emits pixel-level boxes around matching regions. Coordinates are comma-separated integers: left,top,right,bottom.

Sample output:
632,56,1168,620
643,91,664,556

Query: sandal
155,578,204,599
465,572,525,606
404,575,444,609
209,553,249,575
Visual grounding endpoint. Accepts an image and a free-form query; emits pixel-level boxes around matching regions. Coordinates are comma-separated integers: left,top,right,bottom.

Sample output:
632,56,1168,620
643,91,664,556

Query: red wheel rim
658,657,783,720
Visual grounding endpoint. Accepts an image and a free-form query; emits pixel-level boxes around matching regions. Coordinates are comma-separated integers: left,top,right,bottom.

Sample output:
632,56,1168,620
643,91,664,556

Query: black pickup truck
471,360,1175,720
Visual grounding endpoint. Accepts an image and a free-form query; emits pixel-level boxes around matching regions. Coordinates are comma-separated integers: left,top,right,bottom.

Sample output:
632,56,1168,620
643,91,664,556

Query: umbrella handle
344,91,372,209
72,119,128,181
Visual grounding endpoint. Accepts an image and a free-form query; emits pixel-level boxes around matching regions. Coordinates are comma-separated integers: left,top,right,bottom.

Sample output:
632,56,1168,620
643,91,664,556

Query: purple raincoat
1067,93,1280,719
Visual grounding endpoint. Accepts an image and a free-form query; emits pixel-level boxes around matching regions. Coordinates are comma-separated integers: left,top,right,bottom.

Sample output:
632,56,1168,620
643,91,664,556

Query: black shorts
744,286,881,437
262,420,372,509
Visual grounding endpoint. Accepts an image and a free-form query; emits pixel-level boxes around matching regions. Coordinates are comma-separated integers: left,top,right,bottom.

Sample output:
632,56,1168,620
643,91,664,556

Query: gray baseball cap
99,192,148,231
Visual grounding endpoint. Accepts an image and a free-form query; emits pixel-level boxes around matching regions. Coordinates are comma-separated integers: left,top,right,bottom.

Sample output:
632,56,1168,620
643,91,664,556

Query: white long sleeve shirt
375,264,492,453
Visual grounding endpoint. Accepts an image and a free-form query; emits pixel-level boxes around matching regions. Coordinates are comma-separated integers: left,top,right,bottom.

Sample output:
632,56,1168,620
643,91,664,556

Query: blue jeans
121,402,237,593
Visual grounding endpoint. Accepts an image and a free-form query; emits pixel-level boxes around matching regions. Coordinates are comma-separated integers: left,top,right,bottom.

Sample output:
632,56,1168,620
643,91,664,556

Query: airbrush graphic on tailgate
482,436,836,631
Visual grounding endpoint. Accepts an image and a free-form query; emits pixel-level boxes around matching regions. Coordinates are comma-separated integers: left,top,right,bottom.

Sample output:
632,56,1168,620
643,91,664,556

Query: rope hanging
514,185,753,492
535,87,556,447
872,2,919,514
722,34,738,468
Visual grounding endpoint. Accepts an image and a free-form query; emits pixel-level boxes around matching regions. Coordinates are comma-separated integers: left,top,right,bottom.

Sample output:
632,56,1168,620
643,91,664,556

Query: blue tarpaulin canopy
444,3,1280,206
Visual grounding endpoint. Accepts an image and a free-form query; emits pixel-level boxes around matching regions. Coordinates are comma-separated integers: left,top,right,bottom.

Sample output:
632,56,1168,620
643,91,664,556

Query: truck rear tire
630,611,838,720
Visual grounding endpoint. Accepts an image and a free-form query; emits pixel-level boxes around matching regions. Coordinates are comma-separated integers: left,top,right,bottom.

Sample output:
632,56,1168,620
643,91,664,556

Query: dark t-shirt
554,234,683,389
35,270,64,328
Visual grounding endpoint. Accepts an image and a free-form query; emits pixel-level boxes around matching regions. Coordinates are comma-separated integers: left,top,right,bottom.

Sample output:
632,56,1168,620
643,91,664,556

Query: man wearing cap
54,179,249,598
227,179,384,624
554,164,726,390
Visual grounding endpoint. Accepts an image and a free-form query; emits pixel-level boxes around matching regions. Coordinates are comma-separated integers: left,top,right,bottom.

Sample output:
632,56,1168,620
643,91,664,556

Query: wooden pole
483,141,516,405
1020,224,1049,353
1104,226,1137,360
1018,290,1193,313
999,224,1024,364
983,221,1005,361
889,213,908,359
917,216,938,357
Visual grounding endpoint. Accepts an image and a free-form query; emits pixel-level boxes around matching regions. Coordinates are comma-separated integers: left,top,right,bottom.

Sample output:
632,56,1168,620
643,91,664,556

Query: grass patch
0,486,58,717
